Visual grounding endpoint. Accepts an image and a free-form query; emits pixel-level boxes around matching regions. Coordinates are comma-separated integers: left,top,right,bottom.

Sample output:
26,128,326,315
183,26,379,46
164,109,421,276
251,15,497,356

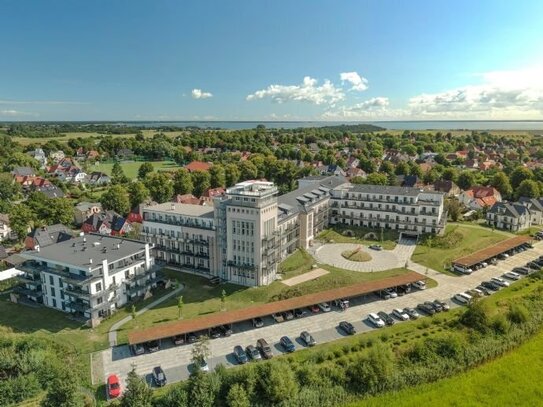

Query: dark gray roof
518,197,543,212
0,245,7,259
144,202,214,218
27,224,73,247
22,234,148,269
342,183,423,197
488,202,528,218
11,167,35,177
35,185,65,198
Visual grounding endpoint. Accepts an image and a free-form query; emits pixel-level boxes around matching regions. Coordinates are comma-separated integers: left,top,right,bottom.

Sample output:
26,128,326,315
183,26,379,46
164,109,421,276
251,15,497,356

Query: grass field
318,227,398,250
411,223,512,274
91,160,180,179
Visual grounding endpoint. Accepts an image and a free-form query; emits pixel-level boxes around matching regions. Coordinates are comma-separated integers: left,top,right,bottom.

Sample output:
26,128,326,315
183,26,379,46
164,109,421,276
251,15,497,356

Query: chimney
36,246,40,252
89,258,93,264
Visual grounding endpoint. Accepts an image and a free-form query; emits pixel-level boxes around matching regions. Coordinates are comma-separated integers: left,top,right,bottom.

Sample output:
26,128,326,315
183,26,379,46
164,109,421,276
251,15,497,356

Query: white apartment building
17,234,156,327
330,184,446,235
141,177,447,287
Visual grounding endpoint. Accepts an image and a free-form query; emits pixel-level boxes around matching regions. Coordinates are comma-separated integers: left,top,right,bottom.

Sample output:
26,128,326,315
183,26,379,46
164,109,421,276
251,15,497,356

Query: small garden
341,247,372,262
318,225,398,250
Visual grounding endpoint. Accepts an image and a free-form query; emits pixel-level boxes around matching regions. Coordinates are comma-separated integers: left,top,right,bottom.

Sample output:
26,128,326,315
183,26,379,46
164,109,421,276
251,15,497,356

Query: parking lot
99,240,543,388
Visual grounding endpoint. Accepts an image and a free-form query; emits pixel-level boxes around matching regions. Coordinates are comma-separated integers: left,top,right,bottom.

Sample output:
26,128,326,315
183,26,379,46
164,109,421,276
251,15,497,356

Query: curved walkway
108,284,184,347
311,239,416,272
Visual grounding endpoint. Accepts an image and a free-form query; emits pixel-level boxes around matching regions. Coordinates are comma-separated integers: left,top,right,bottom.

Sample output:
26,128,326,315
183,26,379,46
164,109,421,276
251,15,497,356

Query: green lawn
91,160,180,179
411,223,512,274
318,226,398,250
278,248,315,279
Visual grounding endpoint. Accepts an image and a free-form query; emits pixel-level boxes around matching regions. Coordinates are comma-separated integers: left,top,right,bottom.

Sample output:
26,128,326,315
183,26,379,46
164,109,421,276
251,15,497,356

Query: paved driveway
99,241,542,388
311,238,416,272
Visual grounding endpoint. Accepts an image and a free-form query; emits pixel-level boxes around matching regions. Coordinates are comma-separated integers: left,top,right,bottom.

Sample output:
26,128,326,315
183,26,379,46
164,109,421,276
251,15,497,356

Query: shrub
491,314,511,334
460,299,491,332
507,304,530,324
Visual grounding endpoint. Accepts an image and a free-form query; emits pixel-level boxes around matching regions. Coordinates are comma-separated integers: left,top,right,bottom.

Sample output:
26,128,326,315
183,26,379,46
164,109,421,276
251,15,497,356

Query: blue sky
1,0,543,121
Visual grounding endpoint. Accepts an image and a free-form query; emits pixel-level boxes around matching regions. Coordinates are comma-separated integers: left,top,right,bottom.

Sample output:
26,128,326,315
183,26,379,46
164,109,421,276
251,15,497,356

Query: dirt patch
281,268,330,287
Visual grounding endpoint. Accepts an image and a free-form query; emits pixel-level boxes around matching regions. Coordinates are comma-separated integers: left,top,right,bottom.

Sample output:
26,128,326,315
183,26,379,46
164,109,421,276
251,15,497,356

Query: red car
107,374,121,399
309,304,320,313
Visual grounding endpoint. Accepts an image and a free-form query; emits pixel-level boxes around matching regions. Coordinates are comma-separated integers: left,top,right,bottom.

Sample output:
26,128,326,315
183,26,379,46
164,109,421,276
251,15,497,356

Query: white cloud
0,109,33,117
322,97,395,119
246,76,345,105
0,100,87,105
191,89,213,99
340,71,369,91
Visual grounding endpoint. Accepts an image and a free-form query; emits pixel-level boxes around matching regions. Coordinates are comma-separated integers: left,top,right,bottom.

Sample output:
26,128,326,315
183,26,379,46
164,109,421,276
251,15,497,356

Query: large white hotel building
141,176,447,287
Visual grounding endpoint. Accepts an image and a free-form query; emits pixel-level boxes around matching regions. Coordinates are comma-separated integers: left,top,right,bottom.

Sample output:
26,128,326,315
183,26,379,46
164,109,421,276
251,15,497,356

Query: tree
100,184,130,215
137,162,154,180
510,166,534,189
365,173,388,185
145,172,173,203
395,161,410,176
111,161,129,184
457,171,475,190
516,179,540,199
347,343,394,393
350,176,365,184
225,163,241,187
40,369,83,407
48,198,74,225
127,181,150,209
191,336,210,368
491,171,513,198
188,369,215,407
131,304,137,320
442,167,459,182
161,384,188,407
0,172,21,201
221,289,226,311
191,170,211,197
239,161,258,181
177,296,184,320
226,383,250,407
173,168,194,195
121,368,153,407
460,299,490,333
9,204,34,241
445,198,462,222
209,164,226,188
258,361,298,405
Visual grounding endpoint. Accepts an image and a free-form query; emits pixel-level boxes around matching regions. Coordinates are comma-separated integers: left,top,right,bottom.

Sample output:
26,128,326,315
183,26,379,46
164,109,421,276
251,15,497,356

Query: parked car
513,266,530,275
476,285,492,295
481,280,500,291
526,261,541,271
282,310,294,320
246,345,262,361
338,321,356,335
453,292,472,305
280,336,296,352
300,330,317,345
417,302,435,315
333,299,349,309
403,307,420,319
252,317,264,328
152,366,167,387
172,335,185,346
397,284,411,296
256,338,273,359
318,302,332,312
377,311,395,326
384,288,398,298
468,288,484,298
146,340,160,352
294,308,307,318
453,264,473,274
210,327,222,339
233,345,248,364
220,325,233,337
197,358,209,372
369,244,383,251
412,280,426,290
272,313,285,323
107,374,121,399
434,299,450,311
498,253,509,260
504,271,521,280
491,277,510,287
187,333,198,343
130,343,145,355
392,308,409,321
367,313,385,328
309,304,320,313
426,300,442,312
379,290,391,300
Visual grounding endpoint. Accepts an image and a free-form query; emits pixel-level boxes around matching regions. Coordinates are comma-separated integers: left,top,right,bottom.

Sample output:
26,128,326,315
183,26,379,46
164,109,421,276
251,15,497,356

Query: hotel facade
142,177,446,287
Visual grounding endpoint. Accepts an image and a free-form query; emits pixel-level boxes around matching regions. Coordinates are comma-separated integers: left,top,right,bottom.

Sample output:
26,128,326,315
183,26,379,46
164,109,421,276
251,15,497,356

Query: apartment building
16,234,156,327
486,201,532,232
329,184,446,236
141,177,447,287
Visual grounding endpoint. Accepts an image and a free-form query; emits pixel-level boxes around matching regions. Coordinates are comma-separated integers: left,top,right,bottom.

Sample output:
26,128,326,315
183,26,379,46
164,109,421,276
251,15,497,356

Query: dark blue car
233,345,248,364
280,336,295,353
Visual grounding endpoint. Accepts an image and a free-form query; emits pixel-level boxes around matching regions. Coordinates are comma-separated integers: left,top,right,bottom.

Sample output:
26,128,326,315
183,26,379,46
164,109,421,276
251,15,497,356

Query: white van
453,292,472,304
368,313,385,328
453,264,473,275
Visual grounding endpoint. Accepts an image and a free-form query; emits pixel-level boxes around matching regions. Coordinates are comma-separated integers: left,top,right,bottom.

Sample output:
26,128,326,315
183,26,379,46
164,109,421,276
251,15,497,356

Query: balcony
144,216,215,230
227,261,256,271
17,273,41,286
20,263,102,286
66,300,91,313
15,285,43,298
64,283,118,300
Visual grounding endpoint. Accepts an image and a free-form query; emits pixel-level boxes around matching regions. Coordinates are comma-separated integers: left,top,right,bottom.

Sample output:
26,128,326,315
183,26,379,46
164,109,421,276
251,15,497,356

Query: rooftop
226,180,278,197
144,202,214,218
337,183,444,198
452,235,531,267
22,234,149,269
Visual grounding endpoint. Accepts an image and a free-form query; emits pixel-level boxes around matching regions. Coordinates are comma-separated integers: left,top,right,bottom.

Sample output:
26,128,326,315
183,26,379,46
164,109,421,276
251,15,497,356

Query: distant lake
119,120,543,131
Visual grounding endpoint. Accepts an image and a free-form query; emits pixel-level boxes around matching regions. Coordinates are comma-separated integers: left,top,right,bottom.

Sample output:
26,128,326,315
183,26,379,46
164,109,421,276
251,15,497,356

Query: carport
452,235,532,268
128,270,426,346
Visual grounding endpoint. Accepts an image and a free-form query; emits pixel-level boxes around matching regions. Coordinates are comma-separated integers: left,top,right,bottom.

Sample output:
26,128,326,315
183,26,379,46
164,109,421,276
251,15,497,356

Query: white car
392,308,409,321
368,313,385,328
468,288,484,298
453,264,473,274
480,262,489,268
503,271,521,281
318,302,331,312
384,288,398,298
453,292,472,304
412,280,426,290
491,277,510,287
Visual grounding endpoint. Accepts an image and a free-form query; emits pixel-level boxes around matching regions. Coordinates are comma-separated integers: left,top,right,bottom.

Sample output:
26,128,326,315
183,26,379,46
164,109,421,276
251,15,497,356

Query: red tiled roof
185,161,212,172
128,271,425,345
453,236,531,267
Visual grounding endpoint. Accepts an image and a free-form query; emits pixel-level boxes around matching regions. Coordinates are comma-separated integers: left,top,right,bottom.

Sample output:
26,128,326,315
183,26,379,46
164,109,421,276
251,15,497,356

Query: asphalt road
100,241,543,389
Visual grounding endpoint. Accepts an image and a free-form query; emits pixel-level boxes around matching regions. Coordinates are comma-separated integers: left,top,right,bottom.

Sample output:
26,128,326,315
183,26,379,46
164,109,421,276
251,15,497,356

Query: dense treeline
114,273,543,407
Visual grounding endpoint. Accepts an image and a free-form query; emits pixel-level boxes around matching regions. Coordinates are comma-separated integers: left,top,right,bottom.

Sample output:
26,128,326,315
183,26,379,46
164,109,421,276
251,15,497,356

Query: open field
91,160,179,178
411,223,513,274
318,226,398,250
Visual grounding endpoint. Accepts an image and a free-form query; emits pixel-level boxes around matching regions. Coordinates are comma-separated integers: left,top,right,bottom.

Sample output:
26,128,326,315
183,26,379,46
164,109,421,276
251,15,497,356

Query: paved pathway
108,284,184,347
282,268,329,286
310,239,416,272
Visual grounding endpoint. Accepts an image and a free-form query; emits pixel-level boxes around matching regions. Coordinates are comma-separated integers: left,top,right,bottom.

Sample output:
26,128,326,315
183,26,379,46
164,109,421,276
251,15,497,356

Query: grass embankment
92,160,179,179
119,263,411,343
318,226,398,250
411,223,512,274
342,248,372,262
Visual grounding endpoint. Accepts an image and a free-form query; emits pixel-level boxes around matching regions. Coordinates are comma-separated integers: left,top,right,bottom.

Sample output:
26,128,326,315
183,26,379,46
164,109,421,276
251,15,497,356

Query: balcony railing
144,216,215,230
19,263,102,286
64,283,118,300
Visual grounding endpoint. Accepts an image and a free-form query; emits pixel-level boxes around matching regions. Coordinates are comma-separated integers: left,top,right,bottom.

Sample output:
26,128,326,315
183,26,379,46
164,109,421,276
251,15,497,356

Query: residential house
318,164,346,177
200,187,225,204
11,167,36,178
486,202,531,232
74,202,103,226
35,185,65,199
0,214,14,241
346,156,360,169
25,224,73,250
28,148,47,168
85,171,111,186
518,197,543,226
433,180,461,197
459,186,502,211
185,160,212,173
173,194,202,205
397,175,423,188
49,150,65,163
82,211,132,236
346,167,366,179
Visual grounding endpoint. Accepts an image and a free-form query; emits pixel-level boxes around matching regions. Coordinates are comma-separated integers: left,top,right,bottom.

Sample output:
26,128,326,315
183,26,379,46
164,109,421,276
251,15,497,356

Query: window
49,275,54,285
50,287,56,297
95,282,103,292
52,299,57,308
